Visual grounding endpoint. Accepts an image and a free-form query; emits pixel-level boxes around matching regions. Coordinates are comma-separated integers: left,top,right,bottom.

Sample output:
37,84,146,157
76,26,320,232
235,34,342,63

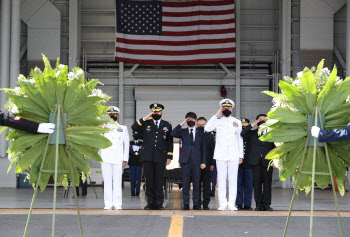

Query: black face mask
152,114,162,120
187,121,196,127
197,126,204,130
110,115,118,121
222,109,232,117
257,121,266,127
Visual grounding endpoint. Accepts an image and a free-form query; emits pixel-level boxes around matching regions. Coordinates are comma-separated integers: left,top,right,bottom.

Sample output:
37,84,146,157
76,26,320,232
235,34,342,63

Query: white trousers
216,160,239,207
102,163,122,208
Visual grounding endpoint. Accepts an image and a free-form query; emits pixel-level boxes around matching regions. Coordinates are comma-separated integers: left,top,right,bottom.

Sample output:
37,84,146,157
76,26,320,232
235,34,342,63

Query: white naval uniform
204,115,244,210
100,122,130,209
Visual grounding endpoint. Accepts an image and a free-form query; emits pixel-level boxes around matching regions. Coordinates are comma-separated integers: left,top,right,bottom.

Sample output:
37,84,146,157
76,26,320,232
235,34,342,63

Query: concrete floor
0,214,349,237
1,184,350,237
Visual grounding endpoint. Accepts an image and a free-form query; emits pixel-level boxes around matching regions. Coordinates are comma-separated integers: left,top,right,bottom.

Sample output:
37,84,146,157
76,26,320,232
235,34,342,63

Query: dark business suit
319,124,350,142
171,125,206,206
131,118,173,208
199,131,215,207
241,124,275,209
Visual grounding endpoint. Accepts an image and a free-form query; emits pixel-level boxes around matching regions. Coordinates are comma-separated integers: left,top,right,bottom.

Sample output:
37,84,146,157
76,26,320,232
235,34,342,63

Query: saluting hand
180,118,189,126
214,107,223,117
143,112,154,120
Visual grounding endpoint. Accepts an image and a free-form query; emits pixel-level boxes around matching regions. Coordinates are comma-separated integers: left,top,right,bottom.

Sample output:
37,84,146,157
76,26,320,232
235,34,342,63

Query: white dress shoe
114,206,122,210
228,205,238,211
104,206,113,210
218,205,227,211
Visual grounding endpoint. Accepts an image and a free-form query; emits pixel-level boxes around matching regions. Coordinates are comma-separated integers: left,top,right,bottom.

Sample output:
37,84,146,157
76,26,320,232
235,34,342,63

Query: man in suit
311,123,350,142
129,131,143,196
197,117,215,210
241,114,275,211
0,109,55,133
205,99,244,211
131,103,173,210
171,112,206,210
236,118,253,210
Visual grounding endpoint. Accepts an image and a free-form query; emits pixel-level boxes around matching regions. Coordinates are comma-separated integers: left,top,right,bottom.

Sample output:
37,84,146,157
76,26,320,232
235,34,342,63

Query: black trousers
252,161,273,209
199,166,211,206
76,174,87,196
143,161,166,206
181,157,201,206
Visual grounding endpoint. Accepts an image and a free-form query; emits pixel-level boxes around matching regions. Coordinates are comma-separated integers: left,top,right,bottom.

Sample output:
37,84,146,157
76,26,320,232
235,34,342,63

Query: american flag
115,0,235,65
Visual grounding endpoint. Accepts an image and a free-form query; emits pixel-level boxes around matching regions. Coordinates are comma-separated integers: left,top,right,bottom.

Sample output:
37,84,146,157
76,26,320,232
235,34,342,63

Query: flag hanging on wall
115,0,235,65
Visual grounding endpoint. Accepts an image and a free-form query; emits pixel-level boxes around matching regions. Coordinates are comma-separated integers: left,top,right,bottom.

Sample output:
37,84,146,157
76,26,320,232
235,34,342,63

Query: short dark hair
197,117,206,122
185,112,197,119
256,114,267,120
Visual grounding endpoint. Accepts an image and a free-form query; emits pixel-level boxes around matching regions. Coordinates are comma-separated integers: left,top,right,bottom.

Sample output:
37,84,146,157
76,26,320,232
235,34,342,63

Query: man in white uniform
100,106,130,210
204,99,244,211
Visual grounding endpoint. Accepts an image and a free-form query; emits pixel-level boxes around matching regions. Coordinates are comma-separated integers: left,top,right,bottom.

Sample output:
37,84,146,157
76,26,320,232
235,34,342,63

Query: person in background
236,118,253,210
205,99,244,211
311,123,350,142
171,112,206,210
197,117,216,210
241,114,275,211
0,109,55,133
209,161,217,197
100,106,129,210
131,103,173,210
129,131,143,196
73,173,88,199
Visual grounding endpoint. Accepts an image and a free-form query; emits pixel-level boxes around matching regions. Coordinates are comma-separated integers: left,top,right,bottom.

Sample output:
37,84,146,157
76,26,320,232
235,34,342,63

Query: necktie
155,121,158,129
190,129,194,145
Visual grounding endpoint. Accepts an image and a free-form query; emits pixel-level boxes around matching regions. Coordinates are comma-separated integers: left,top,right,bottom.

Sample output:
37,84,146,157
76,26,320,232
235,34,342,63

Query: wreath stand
283,106,344,237
23,105,84,237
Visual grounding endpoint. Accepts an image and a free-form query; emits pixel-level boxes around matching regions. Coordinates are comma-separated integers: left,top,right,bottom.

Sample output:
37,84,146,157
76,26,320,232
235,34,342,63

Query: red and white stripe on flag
115,0,235,65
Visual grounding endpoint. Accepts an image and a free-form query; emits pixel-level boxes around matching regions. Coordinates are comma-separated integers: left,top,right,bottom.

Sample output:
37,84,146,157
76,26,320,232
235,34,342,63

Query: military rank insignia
233,122,239,127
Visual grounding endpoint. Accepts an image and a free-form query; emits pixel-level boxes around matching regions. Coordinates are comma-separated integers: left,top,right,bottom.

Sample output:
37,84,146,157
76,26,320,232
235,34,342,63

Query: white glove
37,123,55,134
311,126,320,138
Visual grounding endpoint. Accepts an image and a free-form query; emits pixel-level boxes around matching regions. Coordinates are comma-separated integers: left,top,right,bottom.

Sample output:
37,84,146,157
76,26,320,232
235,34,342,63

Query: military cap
107,106,120,114
219,99,235,108
150,103,164,112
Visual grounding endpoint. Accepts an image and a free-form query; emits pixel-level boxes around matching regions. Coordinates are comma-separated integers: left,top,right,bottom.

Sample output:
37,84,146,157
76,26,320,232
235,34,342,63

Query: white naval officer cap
219,99,235,108
107,106,120,114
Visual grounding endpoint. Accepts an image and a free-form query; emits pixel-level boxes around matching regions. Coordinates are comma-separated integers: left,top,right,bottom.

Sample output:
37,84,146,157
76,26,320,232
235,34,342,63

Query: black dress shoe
244,206,253,210
236,205,243,210
203,205,209,210
144,204,153,210
255,207,263,211
210,194,215,197
156,205,165,210
183,205,190,210
131,193,135,196
136,193,140,196
263,206,273,211
193,205,201,210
